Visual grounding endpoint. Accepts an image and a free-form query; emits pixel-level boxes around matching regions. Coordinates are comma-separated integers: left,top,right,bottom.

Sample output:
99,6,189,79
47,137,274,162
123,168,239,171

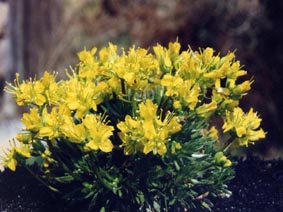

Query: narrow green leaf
99,207,105,212
55,175,74,183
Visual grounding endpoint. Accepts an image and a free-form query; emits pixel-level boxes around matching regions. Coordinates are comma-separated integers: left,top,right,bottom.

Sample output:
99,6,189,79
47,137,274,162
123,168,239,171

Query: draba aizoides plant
1,41,265,211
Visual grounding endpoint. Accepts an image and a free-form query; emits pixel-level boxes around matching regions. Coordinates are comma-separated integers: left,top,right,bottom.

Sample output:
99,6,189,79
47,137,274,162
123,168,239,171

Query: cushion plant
1,41,265,211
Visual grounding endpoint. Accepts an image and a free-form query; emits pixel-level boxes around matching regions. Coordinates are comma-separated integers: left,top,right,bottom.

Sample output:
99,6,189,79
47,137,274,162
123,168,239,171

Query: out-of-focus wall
0,2,9,95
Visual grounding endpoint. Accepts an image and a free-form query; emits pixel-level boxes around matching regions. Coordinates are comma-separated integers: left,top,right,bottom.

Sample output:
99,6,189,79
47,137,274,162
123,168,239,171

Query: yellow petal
15,145,31,158
247,128,266,141
164,54,172,67
7,158,17,171
39,127,54,137
85,140,99,151
68,102,80,110
196,101,217,118
173,100,181,109
235,126,246,138
157,143,167,155
224,160,232,167
143,121,156,139
139,100,157,121
143,142,154,154
127,117,138,129
99,140,114,153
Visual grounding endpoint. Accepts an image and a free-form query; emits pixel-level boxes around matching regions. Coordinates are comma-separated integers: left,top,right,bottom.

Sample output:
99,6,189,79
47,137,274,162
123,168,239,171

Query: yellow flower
200,48,214,64
16,81,46,106
22,107,63,138
41,148,53,168
16,132,32,144
226,60,246,79
161,74,199,110
173,100,182,109
168,41,181,59
170,141,182,154
139,99,158,121
153,44,173,71
77,47,101,79
223,107,244,134
2,143,31,171
118,100,182,155
78,47,97,65
196,101,217,118
161,74,183,97
214,152,232,167
203,68,225,80
113,47,160,91
223,107,266,146
37,107,65,139
163,113,182,134
232,80,252,96
3,41,267,178
32,81,46,105
41,72,60,105
2,148,17,171
83,114,114,153
15,145,31,158
117,115,143,155
211,79,240,114
153,41,181,71
61,117,86,143
179,80,199,110
4,73,62,106
208,126,219,141
99,43,118,63
64,78,98,118
38,127,54,137
178,53,200,80
22,108,42,132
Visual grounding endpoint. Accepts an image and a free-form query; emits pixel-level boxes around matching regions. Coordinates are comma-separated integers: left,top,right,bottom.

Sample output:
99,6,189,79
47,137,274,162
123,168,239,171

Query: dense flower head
2,41,265,172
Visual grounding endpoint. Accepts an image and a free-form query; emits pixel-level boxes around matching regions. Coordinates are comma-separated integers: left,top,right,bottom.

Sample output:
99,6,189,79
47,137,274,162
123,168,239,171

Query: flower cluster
117,99,182,155
223,107,266,146
1,41,265,211
2,41,265,170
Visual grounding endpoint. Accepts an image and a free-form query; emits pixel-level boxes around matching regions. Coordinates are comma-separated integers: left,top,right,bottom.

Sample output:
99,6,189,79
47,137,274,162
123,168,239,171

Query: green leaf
174,161,180,171
135,192,145,204
201,201,213,211
25,156,43,166
190,179,201,184
99,207,105,212
153,200,161,212
169,198,176,206
55,175,74,183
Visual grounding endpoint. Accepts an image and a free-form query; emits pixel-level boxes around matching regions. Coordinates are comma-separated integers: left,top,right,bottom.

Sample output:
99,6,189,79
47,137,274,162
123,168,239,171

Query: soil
0,157,283,212
213,157,283,212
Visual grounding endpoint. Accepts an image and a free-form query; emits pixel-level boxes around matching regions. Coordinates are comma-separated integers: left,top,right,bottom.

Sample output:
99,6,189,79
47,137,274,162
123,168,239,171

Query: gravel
214,157,283,212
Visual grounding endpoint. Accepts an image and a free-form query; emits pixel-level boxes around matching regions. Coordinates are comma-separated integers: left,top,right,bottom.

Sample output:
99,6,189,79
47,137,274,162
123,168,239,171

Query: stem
47,139,82,181
223,137,235,152
25,166,60,193
121,78,126,95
